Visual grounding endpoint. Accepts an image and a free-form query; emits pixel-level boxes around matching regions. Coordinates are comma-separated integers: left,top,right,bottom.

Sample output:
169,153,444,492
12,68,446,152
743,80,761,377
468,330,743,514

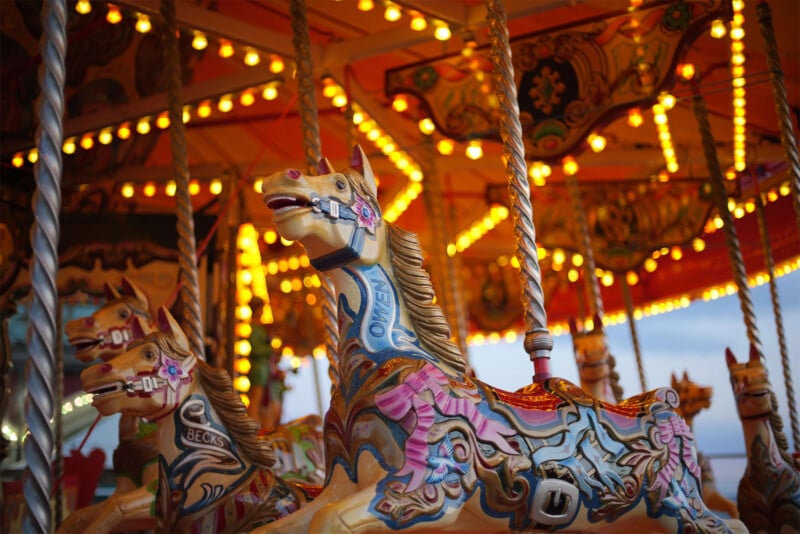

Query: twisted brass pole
691,87,793,462
754,184,799,451
486,0,553,381
290,0,339,390
24,0,66,531
757,0,800,236
621,277,647,392
161,0,205,358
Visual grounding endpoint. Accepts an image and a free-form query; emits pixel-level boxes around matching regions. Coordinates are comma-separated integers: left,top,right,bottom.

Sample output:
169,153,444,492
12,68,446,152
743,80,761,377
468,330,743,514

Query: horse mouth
70,337,102,353
86,382,126,403
265,195,312,216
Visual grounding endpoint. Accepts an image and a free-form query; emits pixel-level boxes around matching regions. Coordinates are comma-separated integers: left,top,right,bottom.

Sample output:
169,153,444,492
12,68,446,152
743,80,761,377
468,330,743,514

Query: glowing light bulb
433,21,451,41
155,111,170,129
121,182,135,198
418,117,435,135
12,152,24,167
409,12,427,31
588,133,606,153
106,4,122,24
391,94,408,113
357,0,374,11
465,140,483,160
136,117,151,135
75,0,91,15
218,95,234,113
710,19,726,38
143,182,156,197
384,1,401,22
437,139,454,155
135,13,151,34
268,55,285,74
63,137,77,154
244,49,260,66
192,32,208,51
562,156,578,175
80,133,94,150
627,107,643,127
218,39,235,58
262,84,278,101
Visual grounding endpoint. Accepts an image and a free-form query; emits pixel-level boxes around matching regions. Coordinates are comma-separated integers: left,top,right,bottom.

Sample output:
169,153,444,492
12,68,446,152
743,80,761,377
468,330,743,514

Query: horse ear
157,307,191,354
682,370,689,381
725,347,737,367
103,282,121,300
131,316,148,340
670,372,677,386
568,317,578,335
317,156,335,175
350,145,377,197
748,343,759,362
121,276,149,308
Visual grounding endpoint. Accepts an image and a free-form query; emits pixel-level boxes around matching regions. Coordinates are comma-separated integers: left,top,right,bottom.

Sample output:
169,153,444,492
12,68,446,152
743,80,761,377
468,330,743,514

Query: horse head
670,370,712,421
569,314,610,378
261,145,384,271
65,276,156,362
81,306,196,420
725,344,771,419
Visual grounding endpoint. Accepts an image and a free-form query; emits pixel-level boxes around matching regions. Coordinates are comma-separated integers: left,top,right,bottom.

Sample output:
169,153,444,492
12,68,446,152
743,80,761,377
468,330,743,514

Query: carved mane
387,223,466,374
150,333,276,468
338,166,467,375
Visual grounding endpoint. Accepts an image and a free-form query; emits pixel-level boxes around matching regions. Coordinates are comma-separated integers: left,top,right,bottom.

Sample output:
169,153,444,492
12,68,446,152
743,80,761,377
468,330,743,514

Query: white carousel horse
252,145,746,533
671,370,739,519
79,307,316,532
726,345,799,533
569,314,624,403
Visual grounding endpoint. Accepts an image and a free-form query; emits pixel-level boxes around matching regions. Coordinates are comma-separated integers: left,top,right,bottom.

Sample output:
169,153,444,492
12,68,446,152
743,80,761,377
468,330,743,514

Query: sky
280,268,800,495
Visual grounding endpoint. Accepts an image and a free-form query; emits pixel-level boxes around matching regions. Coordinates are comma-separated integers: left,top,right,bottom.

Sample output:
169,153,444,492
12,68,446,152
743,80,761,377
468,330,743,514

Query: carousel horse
59,278,325,533
80,306,315,532
569,314,624,403
60,277,159,533
671,371,739,519
253,145,746,533
725,345,800,533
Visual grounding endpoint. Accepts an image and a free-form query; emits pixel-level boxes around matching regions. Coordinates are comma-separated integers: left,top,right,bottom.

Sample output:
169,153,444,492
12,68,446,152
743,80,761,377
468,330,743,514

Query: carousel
1,0,798,532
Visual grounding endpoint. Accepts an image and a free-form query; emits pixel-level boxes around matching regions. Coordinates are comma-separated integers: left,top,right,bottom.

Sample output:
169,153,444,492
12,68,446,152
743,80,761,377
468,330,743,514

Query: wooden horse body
80,307,313,533
569,315,623,403
671,371,739,519
254,147,746,533
60,278,324,533
726,345,800,533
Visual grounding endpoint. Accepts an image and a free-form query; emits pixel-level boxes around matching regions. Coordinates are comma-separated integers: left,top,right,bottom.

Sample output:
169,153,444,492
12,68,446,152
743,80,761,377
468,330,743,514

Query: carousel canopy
2,0,799,348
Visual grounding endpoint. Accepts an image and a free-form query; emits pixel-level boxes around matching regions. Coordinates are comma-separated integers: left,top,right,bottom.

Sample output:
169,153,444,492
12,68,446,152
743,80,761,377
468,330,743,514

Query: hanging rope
564,174,623,401
756,0,800,236
290,0,339,387
621,277,647,392
24,1,66,531
691,87,794,462
161,0,205,359
485,0,552,381
753,178,799,451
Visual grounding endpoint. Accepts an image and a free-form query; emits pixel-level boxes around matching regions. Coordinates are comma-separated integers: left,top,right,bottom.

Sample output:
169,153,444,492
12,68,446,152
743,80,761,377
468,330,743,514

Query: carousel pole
691,84,794,462
565,173,624,401
621,277,648,392
756,0,800,236
752,177,799,452
53,305,64,526
161,0,205,359
485,0,553,382
24,0,66,531
445,204,471,360
290,0,339,386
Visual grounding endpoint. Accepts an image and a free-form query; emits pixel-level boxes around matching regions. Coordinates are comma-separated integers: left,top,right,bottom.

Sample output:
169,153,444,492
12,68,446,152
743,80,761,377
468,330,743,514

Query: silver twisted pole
290,0,339,388
24,0,66,531
691,88,793,461
161,0,205,358
621,277,648,392
756,0,800,236
485,0,553,381
754,186,799,451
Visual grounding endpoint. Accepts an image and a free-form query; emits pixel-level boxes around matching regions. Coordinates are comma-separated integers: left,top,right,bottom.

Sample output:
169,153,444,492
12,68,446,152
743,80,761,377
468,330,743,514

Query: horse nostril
84,317,95,327
98,364,112,374
287,168,302,179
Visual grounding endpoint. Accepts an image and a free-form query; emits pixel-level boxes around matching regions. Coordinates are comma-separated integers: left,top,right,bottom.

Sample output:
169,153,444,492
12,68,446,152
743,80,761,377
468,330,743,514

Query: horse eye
143,349,155,360
119,309,130,319
335,179,347,191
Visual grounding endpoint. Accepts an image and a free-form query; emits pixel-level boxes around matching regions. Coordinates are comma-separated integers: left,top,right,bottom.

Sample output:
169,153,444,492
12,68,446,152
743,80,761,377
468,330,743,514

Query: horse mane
386,223,467,374
152,333,276,469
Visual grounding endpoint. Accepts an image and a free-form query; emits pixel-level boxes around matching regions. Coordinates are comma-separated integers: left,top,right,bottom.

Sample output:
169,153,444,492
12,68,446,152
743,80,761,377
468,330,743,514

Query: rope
290,0,339,389
485,0,552,382
161,0,205,359
757,0,800,237
621,277,647,392
691,88,793,460
753,179,799,452
23,0,66,531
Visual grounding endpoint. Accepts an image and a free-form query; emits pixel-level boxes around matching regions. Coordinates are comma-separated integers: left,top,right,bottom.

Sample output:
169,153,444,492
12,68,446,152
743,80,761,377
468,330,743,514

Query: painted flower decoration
351,194,378,234
157,355,190,389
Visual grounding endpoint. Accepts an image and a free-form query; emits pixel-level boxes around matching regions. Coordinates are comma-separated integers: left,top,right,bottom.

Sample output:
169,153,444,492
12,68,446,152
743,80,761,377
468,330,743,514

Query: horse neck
735,390,787,468
577,351,615,403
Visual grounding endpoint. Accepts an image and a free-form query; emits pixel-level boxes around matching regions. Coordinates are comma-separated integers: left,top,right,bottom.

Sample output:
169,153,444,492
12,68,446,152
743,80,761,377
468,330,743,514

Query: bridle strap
309,193,371,271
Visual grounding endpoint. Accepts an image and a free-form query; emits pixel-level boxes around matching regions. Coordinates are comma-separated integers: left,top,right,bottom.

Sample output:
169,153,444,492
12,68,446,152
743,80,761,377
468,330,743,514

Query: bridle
121,350,197,421
308,189,379,271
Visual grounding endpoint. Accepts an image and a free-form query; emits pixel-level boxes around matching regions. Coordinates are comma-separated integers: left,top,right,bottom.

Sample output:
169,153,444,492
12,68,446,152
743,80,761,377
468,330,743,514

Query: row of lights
729,0,747,171
446,205,510,256
357,1,453,41
652,92,679,173
9,80,283,169
116,178,224,199
74,1,287,72
703,179,792,234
